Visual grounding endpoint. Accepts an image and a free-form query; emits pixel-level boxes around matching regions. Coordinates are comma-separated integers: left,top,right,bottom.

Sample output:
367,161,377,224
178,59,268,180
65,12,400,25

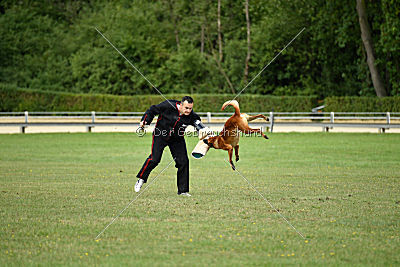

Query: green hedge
0,85,318,112
3,85,400,112
324,96,400,112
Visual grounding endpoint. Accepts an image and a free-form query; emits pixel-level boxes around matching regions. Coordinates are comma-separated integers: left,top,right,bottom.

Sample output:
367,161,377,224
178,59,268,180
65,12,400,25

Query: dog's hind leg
246,114,269,122
241,126,269,139
234,145,239,162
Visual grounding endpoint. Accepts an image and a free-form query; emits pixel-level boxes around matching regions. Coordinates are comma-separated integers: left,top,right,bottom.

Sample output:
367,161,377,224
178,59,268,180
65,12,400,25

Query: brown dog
204,100,269,170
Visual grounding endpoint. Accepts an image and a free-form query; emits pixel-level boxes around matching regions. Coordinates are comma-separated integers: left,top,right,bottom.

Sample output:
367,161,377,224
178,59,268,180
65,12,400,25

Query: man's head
179,96,193,116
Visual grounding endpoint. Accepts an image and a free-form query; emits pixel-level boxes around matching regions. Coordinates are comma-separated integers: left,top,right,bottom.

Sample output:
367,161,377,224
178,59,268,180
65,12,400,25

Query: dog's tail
221,100,240,116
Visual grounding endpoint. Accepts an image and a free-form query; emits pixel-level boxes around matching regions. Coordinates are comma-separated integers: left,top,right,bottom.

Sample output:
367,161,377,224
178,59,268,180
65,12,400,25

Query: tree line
0,0,399,98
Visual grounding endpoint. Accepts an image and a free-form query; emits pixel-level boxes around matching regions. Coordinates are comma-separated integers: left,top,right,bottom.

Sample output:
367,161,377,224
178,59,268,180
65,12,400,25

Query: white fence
0,111,399,133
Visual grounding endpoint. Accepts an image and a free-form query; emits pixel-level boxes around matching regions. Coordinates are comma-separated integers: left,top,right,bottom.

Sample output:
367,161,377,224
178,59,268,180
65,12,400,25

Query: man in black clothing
134,96,205,196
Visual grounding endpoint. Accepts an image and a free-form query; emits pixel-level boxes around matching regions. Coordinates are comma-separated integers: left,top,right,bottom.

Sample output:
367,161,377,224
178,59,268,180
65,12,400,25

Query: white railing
0,111,399,133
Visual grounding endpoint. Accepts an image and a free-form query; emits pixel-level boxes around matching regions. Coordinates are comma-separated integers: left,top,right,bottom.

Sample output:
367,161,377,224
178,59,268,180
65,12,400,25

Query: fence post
87,111,96,133
330,112,335,123
269,111,274,133
91,111,96,124
386,112,390,124
207,112,211,123
20,111,29,134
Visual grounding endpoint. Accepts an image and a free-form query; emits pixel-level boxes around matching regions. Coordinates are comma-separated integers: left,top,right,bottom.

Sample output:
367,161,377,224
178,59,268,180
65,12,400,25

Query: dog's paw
235,156,239,162
263,135,269,139
230,161,236,170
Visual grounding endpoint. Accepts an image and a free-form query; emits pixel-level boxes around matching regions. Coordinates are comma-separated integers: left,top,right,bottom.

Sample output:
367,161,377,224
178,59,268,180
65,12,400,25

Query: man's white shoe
134,179,144,192
178,192,191,197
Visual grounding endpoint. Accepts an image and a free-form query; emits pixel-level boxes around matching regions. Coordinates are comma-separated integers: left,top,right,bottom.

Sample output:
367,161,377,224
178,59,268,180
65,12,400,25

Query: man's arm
191,113,205,131
192,112,214,139
141,100,171,126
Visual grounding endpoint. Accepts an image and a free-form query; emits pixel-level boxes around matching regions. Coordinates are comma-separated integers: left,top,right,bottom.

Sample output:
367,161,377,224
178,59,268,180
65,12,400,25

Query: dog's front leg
234,145,239,162
221,143,235,170
228,147,235,170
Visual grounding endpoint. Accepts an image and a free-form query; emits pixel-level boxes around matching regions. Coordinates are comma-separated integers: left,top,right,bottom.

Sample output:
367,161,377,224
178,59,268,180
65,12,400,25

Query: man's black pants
137,134,189,194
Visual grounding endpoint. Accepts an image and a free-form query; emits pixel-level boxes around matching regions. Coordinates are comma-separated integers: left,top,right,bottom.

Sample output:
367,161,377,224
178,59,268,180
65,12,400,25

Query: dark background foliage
1,0,399,99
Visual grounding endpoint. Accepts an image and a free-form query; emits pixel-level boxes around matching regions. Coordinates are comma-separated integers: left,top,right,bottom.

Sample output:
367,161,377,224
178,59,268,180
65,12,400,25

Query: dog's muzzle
191,128,215,159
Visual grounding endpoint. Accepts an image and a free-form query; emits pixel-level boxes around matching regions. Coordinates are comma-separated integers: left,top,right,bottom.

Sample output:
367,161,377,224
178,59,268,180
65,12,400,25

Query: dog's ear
215,136,224,149
210,136,222,149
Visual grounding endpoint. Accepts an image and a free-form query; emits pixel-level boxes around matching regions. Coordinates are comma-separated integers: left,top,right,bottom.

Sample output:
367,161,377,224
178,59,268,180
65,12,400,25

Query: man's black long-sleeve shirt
141,100,203,139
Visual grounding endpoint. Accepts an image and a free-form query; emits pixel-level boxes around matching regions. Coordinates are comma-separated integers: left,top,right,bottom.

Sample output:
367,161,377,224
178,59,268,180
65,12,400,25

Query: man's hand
136,121,147,137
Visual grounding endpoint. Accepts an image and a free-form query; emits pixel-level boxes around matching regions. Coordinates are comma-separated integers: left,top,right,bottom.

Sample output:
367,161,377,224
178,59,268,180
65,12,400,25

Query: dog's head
203,136,221,149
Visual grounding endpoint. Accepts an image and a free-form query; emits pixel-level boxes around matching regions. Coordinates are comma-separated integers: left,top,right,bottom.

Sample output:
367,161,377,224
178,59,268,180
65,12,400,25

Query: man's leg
137,134,167,182
169,138,189,194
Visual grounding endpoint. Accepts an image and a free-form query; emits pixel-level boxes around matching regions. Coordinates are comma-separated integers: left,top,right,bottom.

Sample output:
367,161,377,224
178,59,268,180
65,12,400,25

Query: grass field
0,132,399,266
